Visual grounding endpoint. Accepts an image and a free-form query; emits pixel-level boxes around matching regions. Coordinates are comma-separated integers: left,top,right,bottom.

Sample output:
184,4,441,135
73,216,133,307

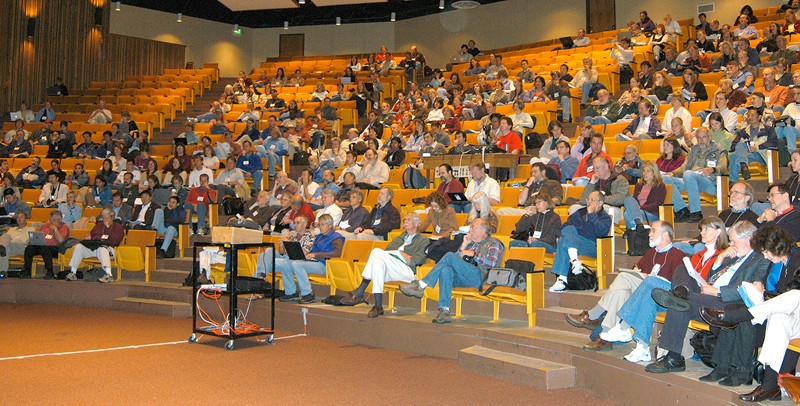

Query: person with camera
400,217,504,324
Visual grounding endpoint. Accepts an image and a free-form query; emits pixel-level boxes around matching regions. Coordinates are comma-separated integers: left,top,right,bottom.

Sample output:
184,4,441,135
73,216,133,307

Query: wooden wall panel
103,34,186,82
0,0,110,113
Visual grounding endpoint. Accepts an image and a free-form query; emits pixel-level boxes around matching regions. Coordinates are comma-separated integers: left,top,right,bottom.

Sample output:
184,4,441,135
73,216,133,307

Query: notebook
283,241,311,261
28,231,47,246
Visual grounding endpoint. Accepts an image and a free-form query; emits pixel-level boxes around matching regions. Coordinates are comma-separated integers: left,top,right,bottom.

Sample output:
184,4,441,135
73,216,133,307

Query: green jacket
580,175,630,207
386,232,431,269
675,141,728,178
585,101,621,123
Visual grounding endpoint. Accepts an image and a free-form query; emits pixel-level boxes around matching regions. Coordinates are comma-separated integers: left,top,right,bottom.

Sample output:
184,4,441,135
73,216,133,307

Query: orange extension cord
197,288,264,336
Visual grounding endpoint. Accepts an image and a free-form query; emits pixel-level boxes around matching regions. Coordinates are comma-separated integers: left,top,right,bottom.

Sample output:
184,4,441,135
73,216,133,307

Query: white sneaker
624,342,652,363
570,259,584,275
65,272,77,281
549,276,568,293
600,323,633,343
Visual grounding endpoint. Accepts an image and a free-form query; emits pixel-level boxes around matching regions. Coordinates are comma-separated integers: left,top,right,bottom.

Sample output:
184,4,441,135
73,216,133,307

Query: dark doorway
279,34,305,58
586,0,616,33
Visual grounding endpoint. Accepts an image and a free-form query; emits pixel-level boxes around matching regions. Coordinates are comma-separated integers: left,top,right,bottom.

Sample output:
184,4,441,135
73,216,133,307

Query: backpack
525,132,544,151
689,330,717,368
544,164,562,182
566,264,598,291
221,197,244,216
625,225,650,256
480,259,536,295
293,150,310,165
403,165,429,189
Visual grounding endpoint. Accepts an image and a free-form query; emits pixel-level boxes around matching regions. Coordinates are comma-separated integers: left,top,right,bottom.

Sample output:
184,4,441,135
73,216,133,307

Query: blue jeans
729,143,766,182
265,151,284,177
696,110,711,123
421,252,482,310
277,257,326,296
663,172,716,213
752,202,771,216
585,116,611,126
673,241,704,255
776,126,798,153
449,202,472,213
509,239,555,254
184,202,208,231
559,95,571,121
552,226,597,277
152,209,178,252
617,275,671,344
197,112,215,122
255,248,286,277
580,82,592,104
246,171,263,192
622,195,660,230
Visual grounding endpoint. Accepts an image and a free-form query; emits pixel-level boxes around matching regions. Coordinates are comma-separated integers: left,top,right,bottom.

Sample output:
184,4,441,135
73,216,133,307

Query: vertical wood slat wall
0,1,185,114
103,34,186,82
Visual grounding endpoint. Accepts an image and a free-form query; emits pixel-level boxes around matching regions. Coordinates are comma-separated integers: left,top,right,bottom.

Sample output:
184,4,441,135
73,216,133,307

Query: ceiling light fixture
299,0,305,4
439,0,445,9
336,17,341,25
115,1,121,11
177,13,182,22
284,21,289,29
390,12,396,22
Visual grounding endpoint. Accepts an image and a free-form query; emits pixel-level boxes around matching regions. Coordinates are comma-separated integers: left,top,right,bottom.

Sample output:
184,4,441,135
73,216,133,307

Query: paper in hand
738,282,765,308
682,257,706,287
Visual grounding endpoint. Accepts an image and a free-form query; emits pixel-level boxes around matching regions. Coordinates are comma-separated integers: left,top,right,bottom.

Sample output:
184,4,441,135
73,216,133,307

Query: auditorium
5,0,800,404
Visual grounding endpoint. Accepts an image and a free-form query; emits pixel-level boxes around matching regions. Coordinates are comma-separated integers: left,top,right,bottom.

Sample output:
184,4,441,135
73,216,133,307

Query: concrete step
545,288,605,310
150,269,189,285
122,281,191,303
112,296,191,317
458,345,577,390
535,306,595,333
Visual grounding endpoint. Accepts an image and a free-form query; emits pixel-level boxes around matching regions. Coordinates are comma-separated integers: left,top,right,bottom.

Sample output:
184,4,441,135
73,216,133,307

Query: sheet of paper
682,257,706,287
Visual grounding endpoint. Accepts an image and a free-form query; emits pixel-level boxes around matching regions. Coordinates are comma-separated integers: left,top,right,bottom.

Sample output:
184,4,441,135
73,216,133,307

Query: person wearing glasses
756,183,800,241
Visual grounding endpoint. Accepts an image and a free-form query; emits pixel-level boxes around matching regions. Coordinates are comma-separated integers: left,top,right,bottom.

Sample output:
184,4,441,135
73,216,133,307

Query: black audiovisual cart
188,241,276,350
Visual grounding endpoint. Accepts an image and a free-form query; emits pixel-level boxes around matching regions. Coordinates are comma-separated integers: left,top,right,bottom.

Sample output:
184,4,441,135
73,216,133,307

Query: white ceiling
217,0,299,11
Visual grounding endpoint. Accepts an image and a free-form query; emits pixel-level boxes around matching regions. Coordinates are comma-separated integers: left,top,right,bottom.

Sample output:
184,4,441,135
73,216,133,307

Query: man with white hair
66,208,124,283
343,213,431,318
314,189,343,228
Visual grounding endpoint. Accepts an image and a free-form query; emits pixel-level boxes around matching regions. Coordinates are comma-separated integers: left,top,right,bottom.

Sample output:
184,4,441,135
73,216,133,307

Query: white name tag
652,264,661,276
253,210,258,216
197,197,204,202
707,160,716,168
554,92,560,98
243,161,249,165
587,165,594,173
765,96,771,103
533,231,542,239
373,219,381,225
101,234,109,239
339,220,350,229
435,225,441,234
276,194,282,199
45,234,52,240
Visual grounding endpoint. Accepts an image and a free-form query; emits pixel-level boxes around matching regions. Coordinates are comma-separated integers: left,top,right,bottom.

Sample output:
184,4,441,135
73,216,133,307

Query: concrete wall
109,6,254,78
110,0,785,77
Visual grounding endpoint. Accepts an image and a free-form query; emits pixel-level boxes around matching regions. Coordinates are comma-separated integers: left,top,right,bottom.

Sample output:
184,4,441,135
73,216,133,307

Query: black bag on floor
155,238,177,258
56,270,84,280
625,225,650,256
480,259,536,295
566,264,598,291
689,330,718,368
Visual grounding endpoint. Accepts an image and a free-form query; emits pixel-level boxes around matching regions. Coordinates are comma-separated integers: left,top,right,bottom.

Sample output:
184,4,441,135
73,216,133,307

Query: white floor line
0,340,187,362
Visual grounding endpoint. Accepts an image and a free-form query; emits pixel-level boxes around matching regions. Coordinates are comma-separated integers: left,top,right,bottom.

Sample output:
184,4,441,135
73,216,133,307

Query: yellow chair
327,258,361,295
116,245,149,282
483,247,546,326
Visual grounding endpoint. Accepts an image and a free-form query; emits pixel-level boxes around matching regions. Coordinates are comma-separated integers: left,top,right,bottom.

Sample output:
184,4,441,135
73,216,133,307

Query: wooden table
419,153,530,180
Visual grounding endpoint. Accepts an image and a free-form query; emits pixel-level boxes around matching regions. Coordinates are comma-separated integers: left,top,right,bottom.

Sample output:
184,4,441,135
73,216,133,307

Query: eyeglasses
728,190,744,196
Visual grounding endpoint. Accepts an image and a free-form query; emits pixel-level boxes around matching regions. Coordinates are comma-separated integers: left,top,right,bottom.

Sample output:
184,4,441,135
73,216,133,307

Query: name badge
651,264,661,276
13,147,19,151
339,220,350,229
765,96,771,103
243,161,249,165
45,234,52,240
586,165,594,173
197,197,204,202
554,92,559,98
435,225,441,234
101,234,109,239
276,194,282,199
270,145,276,150
707,160,716,168
253,210,258,216
533,231,542,239
422,153,431,157
373,219,381,226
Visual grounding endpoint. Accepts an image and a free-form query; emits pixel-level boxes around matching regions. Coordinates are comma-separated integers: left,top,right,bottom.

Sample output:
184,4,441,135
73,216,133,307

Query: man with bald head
227,190,274,231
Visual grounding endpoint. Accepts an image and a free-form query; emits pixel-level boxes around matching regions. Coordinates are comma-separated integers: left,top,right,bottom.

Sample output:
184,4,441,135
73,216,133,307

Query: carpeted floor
2,303,619,405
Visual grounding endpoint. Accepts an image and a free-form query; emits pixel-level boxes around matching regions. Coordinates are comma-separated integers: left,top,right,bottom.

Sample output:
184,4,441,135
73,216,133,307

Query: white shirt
188,168,214,188
712,250,753,288
316,203,343,226
702,108,738,132
662,106,693,133
135,202,151,223
465,175,501,203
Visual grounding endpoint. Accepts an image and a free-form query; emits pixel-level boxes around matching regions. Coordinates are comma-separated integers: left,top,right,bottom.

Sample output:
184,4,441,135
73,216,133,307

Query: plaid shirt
463,237,504,271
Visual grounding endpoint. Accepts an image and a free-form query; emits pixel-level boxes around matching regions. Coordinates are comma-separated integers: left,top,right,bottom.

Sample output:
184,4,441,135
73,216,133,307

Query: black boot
674,207,690,222
740,162,751,180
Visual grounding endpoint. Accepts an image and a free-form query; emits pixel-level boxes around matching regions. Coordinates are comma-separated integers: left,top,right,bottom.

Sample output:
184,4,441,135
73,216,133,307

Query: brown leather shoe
699,307,737,330
566,310,600,330
367,305,384,318
583,337,612,351
739,385,781,402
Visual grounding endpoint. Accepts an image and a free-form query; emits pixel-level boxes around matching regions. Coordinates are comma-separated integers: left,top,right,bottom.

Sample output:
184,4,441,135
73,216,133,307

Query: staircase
152,78,233,144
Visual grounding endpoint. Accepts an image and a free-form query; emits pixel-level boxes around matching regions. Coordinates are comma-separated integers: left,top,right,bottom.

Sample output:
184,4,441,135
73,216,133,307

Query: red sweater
635,246,687,281
574,151,613,179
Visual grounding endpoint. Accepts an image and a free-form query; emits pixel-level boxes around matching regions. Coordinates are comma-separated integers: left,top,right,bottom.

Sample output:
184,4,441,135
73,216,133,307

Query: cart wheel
188,334,197,343
267,334,275,344
225,340,234,350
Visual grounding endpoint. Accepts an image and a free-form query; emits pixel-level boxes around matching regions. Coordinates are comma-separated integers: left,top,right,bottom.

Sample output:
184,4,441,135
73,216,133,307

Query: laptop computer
152,188,172,206
448,192,468,203
340,77,352,85
558,36,575,49
28,231,47,246
283,241,311,261
173,137,188,147
9,112,21,121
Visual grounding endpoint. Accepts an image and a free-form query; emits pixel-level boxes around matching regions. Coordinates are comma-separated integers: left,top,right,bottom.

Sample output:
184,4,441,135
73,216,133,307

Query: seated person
253,214,315,279
665,127,728,222
262,129,289,181
16,157,46,189
645,221,769,383
355,149,389,190
236,141,263,194
227,191,273,231
419,192,458,239
0,188,30,218
0,212,33,276
336,190,370,234
622,161,666,231
66,208,125,283
6,129,32,158
571,132,612,187
613,144,644,185
312,189,343,228
153,196,186,258
22,210,70,280
58,191,83,228
307,170,341,210
452,162,500,213
755,183,800,241
340,187,400,241
67,163,90,189
127,190,158,230
617,100,661,141
567,221,686,353
399,218,504,324
37,173,68,208
184,174,217,236
498,163,562,215
508,192,561,253
583,89,620,125
550,191,612,293
569,156,630,223
729,107,778,182
548,140,579,182
342,212,431,318
276,214,343,304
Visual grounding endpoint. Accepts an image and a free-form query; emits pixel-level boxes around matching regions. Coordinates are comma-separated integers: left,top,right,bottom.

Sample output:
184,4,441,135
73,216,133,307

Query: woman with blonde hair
622,161,666,231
